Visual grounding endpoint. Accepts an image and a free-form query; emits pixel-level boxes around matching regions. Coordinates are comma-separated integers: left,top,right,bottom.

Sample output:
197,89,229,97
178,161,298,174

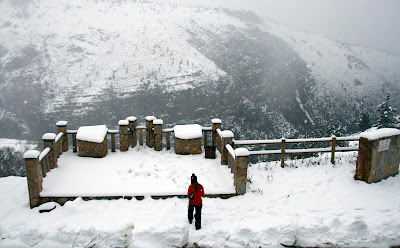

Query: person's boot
189,219,192,224
195,223,201,230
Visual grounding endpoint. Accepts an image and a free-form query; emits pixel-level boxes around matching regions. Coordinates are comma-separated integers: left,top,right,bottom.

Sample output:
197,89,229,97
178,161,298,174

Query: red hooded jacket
187,184,204,205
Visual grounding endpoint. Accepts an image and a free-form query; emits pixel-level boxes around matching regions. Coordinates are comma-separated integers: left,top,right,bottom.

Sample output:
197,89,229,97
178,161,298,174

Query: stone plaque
378,139,390,152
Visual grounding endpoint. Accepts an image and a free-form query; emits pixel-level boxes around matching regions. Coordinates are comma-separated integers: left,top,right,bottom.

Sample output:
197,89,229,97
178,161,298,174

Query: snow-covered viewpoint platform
40,146,235,197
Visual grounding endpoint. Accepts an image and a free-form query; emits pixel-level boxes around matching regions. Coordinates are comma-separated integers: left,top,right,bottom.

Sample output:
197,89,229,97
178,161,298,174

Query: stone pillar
355,128,400,183
221,130,234,165
153,119,163,151
42,133,58,169
145,116,156,148
126,116,138,148
56,121,69,152
23,150,43,208
211,118,222,148
234,148,250,195
119,120,129,152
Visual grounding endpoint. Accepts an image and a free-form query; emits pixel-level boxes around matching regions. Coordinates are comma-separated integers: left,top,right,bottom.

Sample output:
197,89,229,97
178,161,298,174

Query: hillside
0,0,399,142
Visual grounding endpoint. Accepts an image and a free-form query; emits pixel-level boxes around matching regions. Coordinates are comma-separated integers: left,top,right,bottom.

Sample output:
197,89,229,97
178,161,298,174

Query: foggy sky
158,0,400,55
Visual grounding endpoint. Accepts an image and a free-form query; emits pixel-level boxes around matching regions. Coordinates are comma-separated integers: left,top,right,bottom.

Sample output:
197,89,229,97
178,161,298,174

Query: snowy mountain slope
263,21,400,121
0,0,235,114
0,0,399,142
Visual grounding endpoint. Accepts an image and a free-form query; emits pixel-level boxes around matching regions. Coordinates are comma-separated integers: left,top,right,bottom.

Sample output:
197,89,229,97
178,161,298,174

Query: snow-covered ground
1,148,400,247
41,147,235,197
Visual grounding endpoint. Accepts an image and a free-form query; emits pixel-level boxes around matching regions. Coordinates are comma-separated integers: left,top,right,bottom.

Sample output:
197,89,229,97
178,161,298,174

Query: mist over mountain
1,0,399,142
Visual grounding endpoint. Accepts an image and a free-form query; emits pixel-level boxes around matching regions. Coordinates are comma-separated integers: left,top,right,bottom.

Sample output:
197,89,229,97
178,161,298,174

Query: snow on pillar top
153,119,163,125
118,120,129,126
42,133,57,140
211,118,222,124
235,148,250,157
56,121,68,126
145,116,156,121
23,150,41,159
360,128,400,140
126,116,137,122
221,130,234,138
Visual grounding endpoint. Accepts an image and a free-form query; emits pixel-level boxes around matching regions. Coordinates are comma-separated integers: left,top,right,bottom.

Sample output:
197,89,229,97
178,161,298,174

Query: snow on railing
39,147,51,162
226,144,235,158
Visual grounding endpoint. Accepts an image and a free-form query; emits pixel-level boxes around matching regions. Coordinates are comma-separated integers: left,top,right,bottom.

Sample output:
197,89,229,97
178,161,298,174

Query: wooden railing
233,136,359,167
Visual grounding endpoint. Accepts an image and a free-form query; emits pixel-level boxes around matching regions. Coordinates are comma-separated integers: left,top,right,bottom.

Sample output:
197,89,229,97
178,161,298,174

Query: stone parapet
119,120,129,152
42,133,58,169
56,121,69,152
24,150,43,208
234,148,249,195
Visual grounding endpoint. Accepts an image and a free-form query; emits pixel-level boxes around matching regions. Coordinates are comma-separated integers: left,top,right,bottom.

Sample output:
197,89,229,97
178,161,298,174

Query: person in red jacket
187,173,204,230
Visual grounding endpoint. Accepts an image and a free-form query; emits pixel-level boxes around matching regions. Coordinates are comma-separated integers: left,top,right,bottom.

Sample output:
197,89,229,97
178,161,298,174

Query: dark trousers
188,204,202,228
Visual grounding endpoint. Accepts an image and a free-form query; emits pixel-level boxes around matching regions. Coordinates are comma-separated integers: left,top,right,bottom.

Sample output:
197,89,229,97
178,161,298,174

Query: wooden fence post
119,120,129,152
145,116,156,148
281,137,286,168
166,132,171,150
331,135,336,164
139,128,144,146
211,118,222,148
204,131,208,148
42,133,57,169
234,148,250,195
72,133,77,153
111,133,116,152
221,130,234,165
153,119,163,151
23,150,43,208
56,121,69,152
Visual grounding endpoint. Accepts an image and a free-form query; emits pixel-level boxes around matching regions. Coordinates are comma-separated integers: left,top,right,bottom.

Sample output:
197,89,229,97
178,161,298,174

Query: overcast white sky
156,0,400,55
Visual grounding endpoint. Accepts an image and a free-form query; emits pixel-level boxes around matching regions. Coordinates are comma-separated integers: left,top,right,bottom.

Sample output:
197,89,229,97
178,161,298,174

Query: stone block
355,128,400,183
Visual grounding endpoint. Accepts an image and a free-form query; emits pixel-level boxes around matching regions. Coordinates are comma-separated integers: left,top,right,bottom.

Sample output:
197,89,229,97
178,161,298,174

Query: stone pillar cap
23,150,41,159
126,116,137,122
235,148,250,157
56,121,68,126
42,133,57,140
221,130,234,138
145,116,156,121
153,119,163,125
211,118,222,124
360,128,400,140
118,120,129,126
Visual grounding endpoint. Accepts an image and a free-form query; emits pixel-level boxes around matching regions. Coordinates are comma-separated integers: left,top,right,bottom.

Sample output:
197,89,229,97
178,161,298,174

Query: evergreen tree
358,111,372,132
376,94,399,128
